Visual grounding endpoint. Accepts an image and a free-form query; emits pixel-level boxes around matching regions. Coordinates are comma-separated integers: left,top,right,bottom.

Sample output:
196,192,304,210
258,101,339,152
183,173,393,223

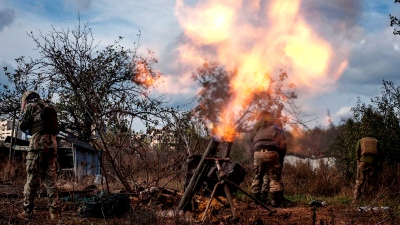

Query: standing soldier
18,91,61,220
250,111,289,207
353,136,379,204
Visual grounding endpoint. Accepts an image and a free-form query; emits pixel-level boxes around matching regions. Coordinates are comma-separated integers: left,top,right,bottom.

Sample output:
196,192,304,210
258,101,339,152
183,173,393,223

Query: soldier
353,136,379,204
250,111,289,207
18,91,61,220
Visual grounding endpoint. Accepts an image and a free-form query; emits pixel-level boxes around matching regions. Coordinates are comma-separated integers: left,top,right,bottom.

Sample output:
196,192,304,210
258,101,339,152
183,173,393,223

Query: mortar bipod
201,157,236,222
201,157,276,222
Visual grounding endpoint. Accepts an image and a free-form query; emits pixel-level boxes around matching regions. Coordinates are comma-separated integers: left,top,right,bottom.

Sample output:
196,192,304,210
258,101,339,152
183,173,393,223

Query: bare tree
0,19,178,192
191,60,306,134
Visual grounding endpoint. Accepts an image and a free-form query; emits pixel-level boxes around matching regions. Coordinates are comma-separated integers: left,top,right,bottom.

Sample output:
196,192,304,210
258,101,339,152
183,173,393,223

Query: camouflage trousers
251,150,283,196
23,149,60,214
353,161,377,201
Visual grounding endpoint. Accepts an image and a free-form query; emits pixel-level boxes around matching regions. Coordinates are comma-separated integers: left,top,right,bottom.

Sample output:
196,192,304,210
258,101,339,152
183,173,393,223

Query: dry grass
283,160,344,197
1,155,400,224
0,161,25,185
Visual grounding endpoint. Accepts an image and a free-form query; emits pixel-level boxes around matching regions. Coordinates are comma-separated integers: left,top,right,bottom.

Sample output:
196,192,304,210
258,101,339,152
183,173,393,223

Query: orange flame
175,0,348,141
133,61,158,87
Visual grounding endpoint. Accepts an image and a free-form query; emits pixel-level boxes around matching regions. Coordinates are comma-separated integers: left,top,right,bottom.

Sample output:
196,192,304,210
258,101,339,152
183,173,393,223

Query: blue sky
1,0,400,131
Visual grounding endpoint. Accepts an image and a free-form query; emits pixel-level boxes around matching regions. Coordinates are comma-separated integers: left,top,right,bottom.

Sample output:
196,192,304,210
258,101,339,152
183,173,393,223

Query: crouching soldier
250,111,289,207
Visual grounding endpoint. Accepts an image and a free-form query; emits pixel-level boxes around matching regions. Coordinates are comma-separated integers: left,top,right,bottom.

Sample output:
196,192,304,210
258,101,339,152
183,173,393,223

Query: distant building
284,154,336,170
148,130,176,149
0,120,22,141
132,130,176,149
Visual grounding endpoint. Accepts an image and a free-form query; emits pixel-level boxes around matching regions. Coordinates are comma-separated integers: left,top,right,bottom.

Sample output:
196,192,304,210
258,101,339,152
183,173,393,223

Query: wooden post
8,109,16,165
177,137,220,211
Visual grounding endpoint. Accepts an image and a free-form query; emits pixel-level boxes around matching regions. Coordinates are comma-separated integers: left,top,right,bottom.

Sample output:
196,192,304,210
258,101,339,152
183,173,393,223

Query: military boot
270,191,280,207
270,191,292,208
261,192,269,200
260,192,269,204
252,192,266,204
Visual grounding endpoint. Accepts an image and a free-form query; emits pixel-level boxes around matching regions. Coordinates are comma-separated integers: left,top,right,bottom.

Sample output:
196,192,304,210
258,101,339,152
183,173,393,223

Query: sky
1,0,400,131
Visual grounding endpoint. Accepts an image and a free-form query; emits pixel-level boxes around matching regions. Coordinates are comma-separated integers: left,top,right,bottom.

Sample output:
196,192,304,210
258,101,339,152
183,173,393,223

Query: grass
2,154,400,224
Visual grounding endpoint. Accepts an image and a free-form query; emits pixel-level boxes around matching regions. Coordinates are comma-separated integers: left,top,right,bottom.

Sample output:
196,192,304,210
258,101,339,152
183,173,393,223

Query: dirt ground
0,183,397,225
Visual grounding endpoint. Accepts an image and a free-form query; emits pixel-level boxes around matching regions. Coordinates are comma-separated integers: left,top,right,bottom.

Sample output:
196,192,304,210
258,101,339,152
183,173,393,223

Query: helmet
21,91,40,104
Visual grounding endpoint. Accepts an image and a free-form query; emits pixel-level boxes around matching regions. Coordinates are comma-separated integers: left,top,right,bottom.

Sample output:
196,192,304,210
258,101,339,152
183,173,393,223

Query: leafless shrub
97,133,189,193
283,160,343,197
0,161,25,184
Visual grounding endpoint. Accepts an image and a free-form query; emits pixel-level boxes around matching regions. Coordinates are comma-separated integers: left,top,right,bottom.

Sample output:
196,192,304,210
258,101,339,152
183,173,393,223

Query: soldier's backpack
39,102,60,135
253,125,279,149
361,137,378,155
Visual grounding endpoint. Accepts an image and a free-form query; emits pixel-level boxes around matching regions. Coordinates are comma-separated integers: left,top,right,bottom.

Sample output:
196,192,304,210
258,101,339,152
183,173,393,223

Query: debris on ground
309,200,327,208
357,206,390,212
77,193,130,218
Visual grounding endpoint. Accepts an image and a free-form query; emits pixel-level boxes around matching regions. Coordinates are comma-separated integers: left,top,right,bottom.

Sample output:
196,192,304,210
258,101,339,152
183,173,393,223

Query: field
0,159,399,225
0,182,397,225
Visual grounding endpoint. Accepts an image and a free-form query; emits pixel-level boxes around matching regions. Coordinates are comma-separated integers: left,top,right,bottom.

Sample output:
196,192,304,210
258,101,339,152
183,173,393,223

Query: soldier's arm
19,104,33,132
276,127,287,164
355,139,361,161
250,122,261,150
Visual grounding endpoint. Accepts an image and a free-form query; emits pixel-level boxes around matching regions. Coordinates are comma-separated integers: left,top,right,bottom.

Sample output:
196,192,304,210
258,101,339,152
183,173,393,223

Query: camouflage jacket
19,100,56,151
356,139,379,164
251,120,287,153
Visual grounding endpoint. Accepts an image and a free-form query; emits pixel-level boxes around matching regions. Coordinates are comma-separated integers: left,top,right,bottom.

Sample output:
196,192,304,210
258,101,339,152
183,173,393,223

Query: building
0,136,29,162
0,132,101,179
57,132,102,178
0,120,22,141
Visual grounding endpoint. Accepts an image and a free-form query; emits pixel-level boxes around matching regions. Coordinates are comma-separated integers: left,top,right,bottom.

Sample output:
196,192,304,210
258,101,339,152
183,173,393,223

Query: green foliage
330,118,359,181
331,80,400,181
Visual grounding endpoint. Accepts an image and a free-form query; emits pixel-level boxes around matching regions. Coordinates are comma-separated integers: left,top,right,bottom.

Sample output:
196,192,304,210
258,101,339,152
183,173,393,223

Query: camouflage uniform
19,91,60,216
250,113,287,207
353,138,379,203
251,150,283,195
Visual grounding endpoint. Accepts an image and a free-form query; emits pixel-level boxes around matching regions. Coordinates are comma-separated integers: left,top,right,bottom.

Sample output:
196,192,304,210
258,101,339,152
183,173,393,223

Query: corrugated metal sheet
1,134,101,178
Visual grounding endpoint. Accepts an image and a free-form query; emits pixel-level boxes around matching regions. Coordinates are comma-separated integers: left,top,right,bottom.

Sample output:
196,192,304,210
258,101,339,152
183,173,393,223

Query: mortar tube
223,142,233,158
177,137,220,211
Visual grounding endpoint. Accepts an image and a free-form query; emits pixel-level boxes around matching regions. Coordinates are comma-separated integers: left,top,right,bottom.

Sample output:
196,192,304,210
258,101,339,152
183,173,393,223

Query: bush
283,160,343,197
